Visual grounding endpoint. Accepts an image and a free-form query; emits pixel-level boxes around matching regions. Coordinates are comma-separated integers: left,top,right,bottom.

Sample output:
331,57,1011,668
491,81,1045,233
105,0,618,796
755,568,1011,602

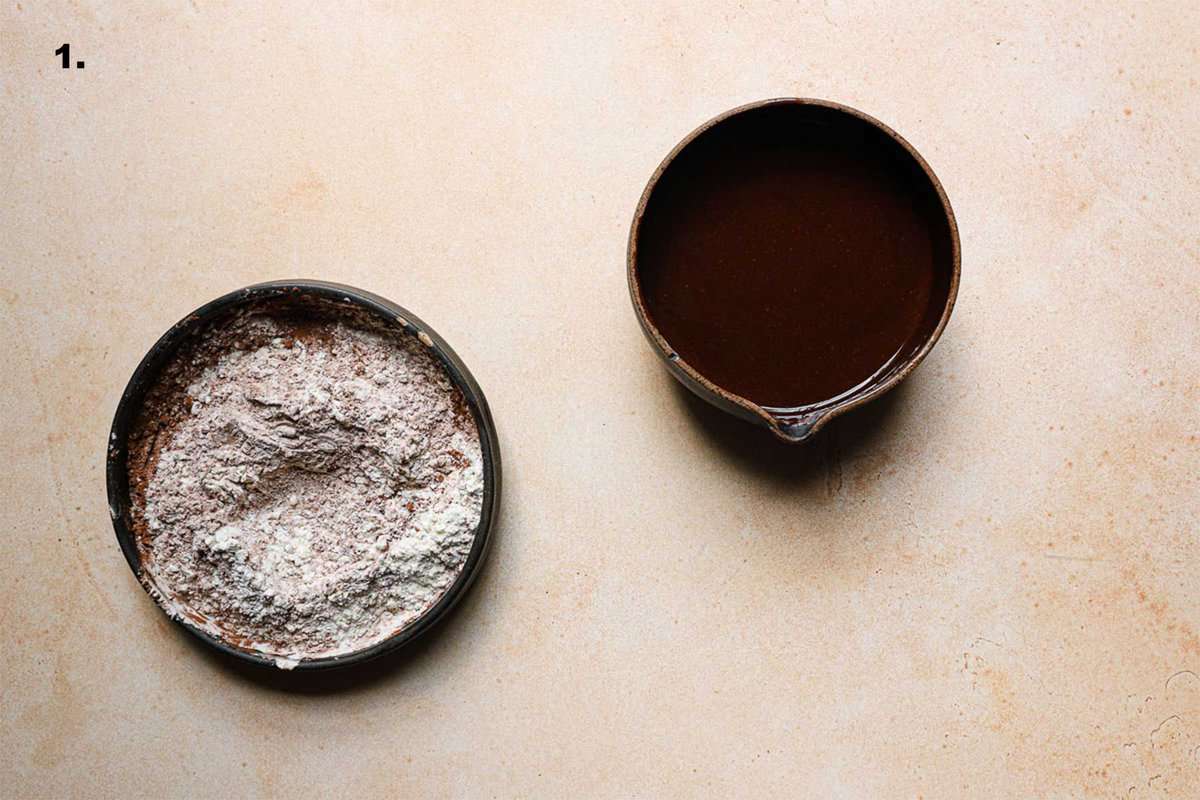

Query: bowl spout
767,409,828,443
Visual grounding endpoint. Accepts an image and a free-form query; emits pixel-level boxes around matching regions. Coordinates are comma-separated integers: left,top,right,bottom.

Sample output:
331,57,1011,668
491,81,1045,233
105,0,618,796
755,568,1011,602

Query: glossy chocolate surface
634,103,954,410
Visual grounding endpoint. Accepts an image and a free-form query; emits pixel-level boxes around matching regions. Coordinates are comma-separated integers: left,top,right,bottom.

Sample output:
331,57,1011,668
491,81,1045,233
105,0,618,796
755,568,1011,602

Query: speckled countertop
2,3,1198,797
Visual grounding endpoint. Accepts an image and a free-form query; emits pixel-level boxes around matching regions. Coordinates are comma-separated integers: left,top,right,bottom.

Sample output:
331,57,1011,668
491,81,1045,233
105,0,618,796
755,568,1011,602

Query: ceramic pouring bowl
627,98,961,444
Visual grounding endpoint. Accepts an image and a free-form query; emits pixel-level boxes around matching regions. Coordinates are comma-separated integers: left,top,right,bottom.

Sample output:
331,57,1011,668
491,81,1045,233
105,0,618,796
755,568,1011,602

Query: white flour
135,307,483,667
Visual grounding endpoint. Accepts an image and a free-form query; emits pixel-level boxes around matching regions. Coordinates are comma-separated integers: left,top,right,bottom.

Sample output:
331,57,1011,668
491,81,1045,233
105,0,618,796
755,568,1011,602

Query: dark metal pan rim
105,279,501,671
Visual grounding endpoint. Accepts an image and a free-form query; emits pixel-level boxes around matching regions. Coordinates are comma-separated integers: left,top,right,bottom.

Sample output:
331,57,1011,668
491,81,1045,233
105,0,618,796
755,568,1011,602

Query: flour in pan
136,309,483,667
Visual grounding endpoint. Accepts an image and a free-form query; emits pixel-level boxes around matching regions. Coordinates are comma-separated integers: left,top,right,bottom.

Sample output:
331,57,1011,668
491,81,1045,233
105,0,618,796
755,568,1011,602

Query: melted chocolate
635,103,954,409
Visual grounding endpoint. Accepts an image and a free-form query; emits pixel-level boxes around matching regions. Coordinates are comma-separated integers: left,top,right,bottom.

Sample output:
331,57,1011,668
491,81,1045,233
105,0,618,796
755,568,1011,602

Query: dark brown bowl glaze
628,98,961,443
106,280,501,671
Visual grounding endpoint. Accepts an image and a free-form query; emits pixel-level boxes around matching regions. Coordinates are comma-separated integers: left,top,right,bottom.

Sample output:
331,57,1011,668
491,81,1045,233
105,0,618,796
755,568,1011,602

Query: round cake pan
106,279,501,671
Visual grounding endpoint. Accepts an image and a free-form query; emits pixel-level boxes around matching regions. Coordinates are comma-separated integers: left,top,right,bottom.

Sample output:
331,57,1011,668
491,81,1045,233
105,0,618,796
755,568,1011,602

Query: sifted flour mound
128,302,483,667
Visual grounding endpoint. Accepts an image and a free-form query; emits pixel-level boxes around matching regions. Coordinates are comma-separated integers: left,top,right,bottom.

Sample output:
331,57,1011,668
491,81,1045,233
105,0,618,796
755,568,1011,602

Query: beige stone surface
2,2,1199,797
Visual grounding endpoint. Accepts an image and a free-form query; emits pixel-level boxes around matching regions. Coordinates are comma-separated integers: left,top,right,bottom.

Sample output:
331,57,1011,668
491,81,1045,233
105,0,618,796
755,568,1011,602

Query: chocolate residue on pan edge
126,297,483,667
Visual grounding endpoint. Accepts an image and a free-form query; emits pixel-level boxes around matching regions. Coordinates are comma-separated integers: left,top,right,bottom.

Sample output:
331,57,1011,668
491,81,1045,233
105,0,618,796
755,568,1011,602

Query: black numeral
54,43,83,69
